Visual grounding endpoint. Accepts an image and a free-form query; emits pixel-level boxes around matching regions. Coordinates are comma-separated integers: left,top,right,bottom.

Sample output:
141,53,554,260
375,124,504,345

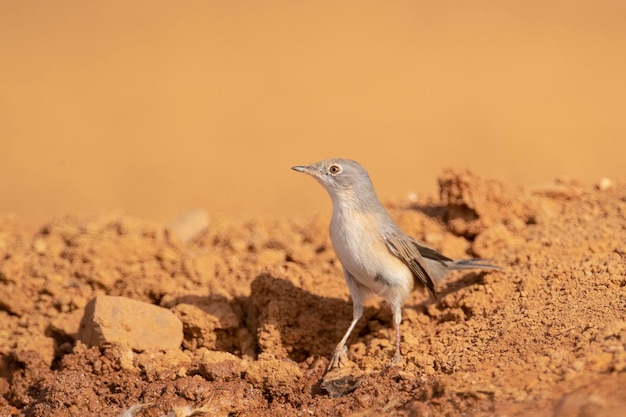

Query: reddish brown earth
1,169,625,417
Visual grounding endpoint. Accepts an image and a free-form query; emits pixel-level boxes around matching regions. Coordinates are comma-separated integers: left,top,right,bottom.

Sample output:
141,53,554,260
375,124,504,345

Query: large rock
78,295,183,351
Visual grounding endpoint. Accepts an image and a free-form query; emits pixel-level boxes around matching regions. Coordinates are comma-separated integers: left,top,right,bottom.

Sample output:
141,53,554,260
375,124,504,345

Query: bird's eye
328,164,342,175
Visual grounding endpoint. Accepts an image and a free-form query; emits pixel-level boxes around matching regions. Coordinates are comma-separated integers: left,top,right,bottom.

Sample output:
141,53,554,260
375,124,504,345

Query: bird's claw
326,345,348,371
389,351,403,368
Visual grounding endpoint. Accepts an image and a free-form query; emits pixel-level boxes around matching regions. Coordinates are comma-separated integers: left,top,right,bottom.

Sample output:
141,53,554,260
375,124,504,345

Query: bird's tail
424,257,501,284
446,258,502,271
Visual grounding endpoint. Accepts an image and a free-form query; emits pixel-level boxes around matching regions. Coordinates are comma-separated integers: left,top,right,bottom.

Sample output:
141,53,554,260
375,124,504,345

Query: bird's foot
389,351,403,368
327,345,349,371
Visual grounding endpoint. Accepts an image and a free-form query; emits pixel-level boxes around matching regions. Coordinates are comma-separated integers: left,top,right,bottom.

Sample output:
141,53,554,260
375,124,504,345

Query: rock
134,348,192,374
167,210,210,243
198,350,243,381
0,284,33,316
0,253,25,284
50,309,84,339
245,353,302,396
14,334,56,368
596,177,613,191
78,295,183,351
320,363,364,398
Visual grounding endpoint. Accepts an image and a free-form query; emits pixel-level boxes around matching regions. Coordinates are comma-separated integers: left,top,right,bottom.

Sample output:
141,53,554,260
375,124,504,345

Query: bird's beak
291,165,316,176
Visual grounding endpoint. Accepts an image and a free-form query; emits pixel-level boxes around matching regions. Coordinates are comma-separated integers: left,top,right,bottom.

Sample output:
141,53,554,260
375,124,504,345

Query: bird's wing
384,233,437,297
414,242,453,263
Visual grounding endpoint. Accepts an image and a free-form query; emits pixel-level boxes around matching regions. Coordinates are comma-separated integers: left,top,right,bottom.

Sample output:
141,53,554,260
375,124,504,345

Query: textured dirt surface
1,169,625,417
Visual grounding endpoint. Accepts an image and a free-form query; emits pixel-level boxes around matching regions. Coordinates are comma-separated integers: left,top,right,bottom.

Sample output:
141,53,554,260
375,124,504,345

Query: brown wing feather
384,234,437,297
415,244,453,263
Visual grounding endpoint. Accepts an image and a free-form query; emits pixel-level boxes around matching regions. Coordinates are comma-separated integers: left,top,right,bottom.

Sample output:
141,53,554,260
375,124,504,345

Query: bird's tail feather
447,259,501,271
423,258,501,284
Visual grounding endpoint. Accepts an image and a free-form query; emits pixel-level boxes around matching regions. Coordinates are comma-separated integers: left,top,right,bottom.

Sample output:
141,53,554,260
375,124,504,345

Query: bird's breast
330,208,412,296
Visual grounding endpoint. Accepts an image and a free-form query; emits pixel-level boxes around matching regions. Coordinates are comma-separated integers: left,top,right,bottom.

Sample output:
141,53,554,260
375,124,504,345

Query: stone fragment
320,363,364,398
78,295,183,351
50,308,84,339
245,353,302,395
14,334,56,368
198,350,243,381
0,284,33,316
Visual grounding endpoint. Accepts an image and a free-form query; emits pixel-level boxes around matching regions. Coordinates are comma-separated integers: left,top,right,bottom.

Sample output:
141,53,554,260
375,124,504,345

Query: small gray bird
292,158,500,370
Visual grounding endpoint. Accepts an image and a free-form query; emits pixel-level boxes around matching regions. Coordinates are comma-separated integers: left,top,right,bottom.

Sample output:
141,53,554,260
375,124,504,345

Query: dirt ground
1,168,625,417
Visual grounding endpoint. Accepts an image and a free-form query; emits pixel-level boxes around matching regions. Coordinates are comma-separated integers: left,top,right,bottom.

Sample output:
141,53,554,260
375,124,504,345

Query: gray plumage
292,158,500,370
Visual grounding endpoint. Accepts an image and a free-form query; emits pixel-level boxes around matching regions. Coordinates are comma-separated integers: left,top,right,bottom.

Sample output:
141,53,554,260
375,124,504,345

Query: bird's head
291,158,377,207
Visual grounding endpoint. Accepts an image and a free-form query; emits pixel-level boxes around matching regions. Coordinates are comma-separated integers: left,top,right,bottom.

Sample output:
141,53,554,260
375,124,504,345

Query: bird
291,158,500,370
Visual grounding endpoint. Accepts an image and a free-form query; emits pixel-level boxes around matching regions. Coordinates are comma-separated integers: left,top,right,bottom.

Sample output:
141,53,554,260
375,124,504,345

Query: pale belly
330,210,413,299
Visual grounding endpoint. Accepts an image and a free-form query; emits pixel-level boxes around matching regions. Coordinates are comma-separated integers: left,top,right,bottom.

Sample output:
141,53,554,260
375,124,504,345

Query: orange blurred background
1,1,625,226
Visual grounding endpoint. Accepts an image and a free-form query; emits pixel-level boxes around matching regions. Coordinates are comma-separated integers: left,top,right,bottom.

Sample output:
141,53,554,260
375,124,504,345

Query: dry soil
1,169,625,417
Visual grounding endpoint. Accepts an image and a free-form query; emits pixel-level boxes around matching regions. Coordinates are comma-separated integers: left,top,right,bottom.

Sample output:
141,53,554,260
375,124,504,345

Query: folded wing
384,234,437,297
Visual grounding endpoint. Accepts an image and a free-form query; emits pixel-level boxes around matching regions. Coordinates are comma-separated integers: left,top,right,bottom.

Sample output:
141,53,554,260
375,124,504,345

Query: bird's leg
390,303,403,367
327,297,363,371
327,317,359,370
